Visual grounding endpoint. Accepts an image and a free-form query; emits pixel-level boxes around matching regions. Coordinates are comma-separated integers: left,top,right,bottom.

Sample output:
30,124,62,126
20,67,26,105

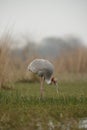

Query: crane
28,59,59,98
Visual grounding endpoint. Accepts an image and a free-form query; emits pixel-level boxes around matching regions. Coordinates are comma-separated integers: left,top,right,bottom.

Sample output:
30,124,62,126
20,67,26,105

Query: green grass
0,81,87,130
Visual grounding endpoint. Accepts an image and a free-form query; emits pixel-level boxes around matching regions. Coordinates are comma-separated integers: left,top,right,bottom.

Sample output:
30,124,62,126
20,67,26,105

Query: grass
0,81,87,130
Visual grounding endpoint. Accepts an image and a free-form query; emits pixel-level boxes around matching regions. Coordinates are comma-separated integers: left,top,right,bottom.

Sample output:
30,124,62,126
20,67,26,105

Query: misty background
0,0,87,88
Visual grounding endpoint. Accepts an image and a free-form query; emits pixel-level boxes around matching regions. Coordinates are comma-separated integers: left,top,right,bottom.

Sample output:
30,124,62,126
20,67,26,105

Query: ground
0,81,87,130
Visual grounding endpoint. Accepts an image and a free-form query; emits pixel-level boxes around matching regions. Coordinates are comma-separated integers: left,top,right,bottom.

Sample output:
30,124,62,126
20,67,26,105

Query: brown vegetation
54,47,87,73
0,34,87,88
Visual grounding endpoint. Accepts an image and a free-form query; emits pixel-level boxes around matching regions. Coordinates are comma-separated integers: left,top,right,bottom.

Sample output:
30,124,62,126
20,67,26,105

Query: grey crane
28,59,59,98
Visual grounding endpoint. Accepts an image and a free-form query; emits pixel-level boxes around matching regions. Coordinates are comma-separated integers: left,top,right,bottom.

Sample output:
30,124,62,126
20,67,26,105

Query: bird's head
51,77,57,85
51,76,59,94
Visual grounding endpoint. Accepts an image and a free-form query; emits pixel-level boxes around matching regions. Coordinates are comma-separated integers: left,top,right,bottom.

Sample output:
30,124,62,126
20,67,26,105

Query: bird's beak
55,82,59,94
51,77,59,94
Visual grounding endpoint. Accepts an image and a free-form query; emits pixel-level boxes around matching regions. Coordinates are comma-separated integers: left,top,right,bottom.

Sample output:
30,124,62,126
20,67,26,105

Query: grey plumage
28,59,54,84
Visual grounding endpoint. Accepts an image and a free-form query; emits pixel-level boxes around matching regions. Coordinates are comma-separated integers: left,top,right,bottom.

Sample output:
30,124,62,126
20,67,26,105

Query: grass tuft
0,81,87,130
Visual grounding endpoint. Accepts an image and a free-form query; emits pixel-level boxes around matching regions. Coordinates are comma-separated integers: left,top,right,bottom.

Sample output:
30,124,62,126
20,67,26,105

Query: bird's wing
28,59,54,77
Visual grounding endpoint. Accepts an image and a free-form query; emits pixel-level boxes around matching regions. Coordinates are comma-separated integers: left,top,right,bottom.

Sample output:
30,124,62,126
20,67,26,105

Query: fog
0,0,87,45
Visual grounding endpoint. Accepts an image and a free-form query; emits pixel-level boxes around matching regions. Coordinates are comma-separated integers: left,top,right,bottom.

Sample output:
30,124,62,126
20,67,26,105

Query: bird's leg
40,76,44,98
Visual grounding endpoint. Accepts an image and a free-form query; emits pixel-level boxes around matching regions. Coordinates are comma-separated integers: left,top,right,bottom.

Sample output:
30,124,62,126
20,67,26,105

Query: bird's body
28,59,54,84
28,59,58,98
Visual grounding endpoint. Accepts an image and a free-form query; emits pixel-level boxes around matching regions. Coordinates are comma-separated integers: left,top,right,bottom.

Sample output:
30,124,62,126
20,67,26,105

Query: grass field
0,81,87,130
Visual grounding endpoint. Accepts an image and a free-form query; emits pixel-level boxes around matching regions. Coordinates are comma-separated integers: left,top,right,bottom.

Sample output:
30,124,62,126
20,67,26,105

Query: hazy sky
0,0,87,44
